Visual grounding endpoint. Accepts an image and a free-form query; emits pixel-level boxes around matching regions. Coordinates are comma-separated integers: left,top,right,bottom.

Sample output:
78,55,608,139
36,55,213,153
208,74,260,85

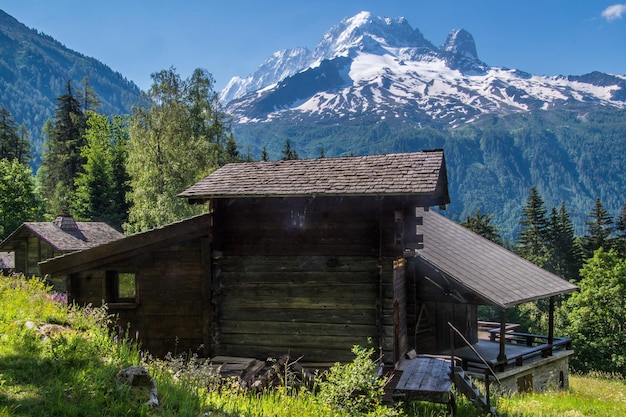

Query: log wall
69,238,209,357
211,197,409,364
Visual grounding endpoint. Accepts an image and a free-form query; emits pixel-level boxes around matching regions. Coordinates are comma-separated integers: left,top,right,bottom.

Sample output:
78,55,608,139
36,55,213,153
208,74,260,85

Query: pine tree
0,107,30,164
109,115,131,229
78,76,101,113
223,134,240,164
517,186,549,267
582,197,614,258
546,202,582,281
39,80,87,214
72,112,130,229
261,147,269,162
281,139,299,160
614,200,626,258
460,208,503,245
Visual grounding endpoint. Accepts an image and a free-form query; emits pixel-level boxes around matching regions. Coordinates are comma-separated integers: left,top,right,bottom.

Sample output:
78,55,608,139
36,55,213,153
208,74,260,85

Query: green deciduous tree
460,208,503,245
0,159,44,239
125,67,232,233
560,248,626,375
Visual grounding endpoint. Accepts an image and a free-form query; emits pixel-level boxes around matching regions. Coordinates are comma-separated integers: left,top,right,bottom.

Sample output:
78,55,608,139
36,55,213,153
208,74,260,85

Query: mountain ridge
0,9,142,165
221,11,626,240
221,10,625,127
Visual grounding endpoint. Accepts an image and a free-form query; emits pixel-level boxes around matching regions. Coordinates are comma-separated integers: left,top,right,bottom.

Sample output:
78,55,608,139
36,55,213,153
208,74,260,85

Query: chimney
52,211,79,231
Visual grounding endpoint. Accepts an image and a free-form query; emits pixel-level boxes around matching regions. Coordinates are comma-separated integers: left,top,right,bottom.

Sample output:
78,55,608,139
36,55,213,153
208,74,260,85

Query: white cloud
602,4,626,21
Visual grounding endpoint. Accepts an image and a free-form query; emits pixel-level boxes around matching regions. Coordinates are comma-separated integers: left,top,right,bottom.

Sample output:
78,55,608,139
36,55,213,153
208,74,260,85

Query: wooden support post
548,296,555,356
450,325,455,378
497,309,507,362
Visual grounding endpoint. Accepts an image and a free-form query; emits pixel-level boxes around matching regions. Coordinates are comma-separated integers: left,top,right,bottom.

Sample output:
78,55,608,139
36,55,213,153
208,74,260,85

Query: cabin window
106,271,136,303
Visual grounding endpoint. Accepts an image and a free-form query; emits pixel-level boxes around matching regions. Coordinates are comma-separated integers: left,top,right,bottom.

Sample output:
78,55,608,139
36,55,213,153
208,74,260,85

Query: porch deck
447,331,573,377
385,355,455,411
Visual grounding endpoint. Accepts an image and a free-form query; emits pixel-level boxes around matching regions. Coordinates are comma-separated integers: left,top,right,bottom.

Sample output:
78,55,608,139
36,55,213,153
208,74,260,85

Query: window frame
105,270,138,307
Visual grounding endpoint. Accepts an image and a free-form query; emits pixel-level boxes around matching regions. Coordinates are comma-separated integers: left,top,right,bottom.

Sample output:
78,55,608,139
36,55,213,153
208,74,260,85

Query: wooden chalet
39,150,578,402
0,213,123,279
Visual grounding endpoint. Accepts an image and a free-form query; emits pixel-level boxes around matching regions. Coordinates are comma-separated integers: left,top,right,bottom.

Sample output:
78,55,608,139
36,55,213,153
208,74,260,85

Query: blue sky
2,1,625,92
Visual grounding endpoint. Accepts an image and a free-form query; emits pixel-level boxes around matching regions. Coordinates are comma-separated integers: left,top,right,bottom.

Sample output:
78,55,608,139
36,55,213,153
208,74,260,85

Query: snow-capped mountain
222,11,626,127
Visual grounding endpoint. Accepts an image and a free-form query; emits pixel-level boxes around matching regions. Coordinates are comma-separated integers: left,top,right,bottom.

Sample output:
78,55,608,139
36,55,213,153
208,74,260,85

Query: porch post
497,308,507,362
548,296,555,355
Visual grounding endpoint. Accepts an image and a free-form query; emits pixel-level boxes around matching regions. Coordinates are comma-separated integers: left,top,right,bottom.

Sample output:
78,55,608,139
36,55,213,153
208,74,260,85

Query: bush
316,344,400,416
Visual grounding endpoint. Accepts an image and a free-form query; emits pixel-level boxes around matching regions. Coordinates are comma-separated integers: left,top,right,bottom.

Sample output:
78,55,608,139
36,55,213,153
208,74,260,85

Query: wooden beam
548,296,555,355
497,309,507,362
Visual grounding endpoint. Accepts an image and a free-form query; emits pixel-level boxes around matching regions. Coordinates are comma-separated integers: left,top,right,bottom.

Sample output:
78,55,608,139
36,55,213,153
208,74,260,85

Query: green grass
1,273,625,416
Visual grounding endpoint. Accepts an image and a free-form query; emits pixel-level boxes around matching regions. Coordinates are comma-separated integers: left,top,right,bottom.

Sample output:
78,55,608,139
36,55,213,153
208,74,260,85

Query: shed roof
178,150,449,204
0,214,124,252
39,213,211,276
416,208,579,308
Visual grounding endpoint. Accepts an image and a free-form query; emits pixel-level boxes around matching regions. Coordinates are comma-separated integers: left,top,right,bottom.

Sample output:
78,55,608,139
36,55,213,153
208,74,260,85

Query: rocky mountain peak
312,11,434,62
443,29,478,60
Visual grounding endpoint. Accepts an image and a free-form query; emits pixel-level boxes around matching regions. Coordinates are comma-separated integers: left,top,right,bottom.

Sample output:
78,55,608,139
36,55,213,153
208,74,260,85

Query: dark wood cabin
0,213,123,279
41,151,449,365
39,150,578,393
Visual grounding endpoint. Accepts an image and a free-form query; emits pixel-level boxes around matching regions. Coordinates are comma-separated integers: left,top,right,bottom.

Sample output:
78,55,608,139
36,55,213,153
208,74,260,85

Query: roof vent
53,212,79,231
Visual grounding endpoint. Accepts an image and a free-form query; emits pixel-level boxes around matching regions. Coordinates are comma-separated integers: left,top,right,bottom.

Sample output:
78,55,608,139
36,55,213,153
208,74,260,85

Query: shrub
316,344,400,416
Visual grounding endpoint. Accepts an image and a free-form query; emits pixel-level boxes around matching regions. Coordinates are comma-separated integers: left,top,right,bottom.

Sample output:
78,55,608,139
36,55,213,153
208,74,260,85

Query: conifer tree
78,76,101,113
281,138,299,160
72,112,129,230
517,186,549,266
39,80,87,214
614,200,626,258
582,197,614,258
546,202,582,281
261,147,269,162
0,107,30,164
223,134,241,164
460,208,503,245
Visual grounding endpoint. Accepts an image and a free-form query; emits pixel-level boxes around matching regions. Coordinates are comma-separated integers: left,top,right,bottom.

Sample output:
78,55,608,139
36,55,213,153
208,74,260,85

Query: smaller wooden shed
0,213,123,278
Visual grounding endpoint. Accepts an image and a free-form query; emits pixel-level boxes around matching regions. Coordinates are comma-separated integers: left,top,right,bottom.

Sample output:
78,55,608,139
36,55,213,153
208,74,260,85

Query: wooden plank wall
212,197,407,364
69,238,208,358
214,255,378,362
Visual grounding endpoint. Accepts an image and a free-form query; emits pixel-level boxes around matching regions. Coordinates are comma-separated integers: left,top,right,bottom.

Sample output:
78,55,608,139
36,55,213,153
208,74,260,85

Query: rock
116,365,159,408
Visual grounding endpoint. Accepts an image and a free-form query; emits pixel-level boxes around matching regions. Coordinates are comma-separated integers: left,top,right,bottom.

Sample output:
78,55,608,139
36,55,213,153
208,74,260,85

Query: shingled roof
0,214,124,253
178,150,449,204
416,208,578,308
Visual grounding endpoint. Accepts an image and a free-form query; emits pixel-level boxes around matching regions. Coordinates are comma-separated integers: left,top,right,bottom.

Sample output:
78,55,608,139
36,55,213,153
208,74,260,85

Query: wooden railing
457,328,573,374
448,322,499,412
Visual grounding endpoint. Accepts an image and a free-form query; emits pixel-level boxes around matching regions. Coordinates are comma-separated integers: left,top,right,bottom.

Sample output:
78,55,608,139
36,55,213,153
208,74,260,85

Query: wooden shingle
178,150,449,203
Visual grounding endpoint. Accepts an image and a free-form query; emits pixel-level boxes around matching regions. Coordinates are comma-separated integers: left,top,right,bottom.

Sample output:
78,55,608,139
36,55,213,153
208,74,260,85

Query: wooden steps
453,366,499,416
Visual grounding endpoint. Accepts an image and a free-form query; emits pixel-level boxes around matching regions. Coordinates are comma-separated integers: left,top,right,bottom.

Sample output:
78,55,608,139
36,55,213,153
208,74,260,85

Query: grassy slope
0,274,624,417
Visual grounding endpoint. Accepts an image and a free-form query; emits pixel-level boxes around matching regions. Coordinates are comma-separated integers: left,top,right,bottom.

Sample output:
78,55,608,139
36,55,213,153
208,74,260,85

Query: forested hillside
1,8,625,242
0,10,142,166
233,107,626,241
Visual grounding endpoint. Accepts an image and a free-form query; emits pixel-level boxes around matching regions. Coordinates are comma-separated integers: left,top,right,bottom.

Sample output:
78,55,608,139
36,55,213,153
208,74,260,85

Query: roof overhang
40,214,212,276
415,208,578,309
